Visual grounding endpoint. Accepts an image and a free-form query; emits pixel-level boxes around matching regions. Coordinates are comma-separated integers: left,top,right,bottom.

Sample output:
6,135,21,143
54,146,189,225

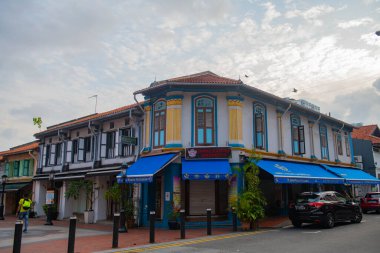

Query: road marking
283,225,293,229
112,231,269,253
302,231,321,234
361,220,366,223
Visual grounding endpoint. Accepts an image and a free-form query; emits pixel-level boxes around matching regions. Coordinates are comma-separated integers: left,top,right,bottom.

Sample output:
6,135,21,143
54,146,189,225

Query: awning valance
322,165,380,185
0,182,31,193
117,153,179,183
182,159,232,180
257,160,345,184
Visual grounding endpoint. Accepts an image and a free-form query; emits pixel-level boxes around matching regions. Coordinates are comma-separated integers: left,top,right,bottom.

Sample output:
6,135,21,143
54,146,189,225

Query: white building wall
266,104,279,154
33,181,47,216
94,176,107,222
373,150,380,174
242,98,253,149
313,125,322,159
327,126,335,161
217,93,229,147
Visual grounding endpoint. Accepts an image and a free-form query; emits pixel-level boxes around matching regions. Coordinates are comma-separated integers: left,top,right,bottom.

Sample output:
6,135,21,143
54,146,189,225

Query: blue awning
322,165,380,185
117,153,179,183
257,160,345,184
182,159,231,180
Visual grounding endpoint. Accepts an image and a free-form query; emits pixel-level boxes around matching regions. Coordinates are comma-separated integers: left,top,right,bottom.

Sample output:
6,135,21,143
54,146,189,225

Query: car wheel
323,213,334,229
351,211,362,223
291,220,302,228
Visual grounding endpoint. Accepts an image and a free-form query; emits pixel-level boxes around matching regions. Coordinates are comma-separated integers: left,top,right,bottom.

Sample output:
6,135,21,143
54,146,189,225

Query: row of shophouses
1,71,380,227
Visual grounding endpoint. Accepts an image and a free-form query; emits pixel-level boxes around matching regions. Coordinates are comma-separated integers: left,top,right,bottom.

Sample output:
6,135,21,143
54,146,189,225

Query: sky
0,0,380,150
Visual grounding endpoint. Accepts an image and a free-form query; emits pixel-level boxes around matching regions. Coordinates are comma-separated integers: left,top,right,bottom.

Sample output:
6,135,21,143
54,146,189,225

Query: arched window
291,115,305,155
153,100,166,148
320,125,329,159
253,103,266,150
194,96,215,146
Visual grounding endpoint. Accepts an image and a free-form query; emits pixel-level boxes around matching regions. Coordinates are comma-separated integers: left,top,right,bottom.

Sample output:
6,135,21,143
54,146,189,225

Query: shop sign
185,147,231,160
121,136,138,145
46,190,55,205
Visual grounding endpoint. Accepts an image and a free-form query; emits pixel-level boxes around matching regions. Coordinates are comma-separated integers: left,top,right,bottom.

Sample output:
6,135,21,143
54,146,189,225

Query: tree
33,117,43,131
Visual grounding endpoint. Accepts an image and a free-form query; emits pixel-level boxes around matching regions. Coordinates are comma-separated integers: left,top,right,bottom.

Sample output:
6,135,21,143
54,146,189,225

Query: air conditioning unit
354,155,362,163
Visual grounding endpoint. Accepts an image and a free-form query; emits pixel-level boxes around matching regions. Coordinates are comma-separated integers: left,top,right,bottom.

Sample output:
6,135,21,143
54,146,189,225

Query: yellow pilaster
227,98,243,147
144,105,151,149
166,98,183,147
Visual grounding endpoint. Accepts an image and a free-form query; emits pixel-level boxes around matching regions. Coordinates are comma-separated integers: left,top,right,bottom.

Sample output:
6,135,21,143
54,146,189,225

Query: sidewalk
0,215,290,253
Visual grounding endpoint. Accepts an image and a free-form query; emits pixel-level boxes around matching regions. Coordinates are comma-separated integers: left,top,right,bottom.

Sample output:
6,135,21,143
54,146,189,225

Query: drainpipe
28,150,38,206
88,121,97,169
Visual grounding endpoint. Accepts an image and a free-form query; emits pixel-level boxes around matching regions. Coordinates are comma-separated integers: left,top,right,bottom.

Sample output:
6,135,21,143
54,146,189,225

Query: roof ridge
167,71,217,82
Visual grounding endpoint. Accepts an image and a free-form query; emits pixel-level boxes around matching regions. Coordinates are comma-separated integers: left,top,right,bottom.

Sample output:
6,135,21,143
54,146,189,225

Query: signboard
185,147,231,160
46,190,55,205
121,136,138,145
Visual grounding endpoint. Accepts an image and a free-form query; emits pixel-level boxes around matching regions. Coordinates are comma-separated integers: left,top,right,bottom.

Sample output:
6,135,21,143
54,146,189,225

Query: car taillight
308,202,324,209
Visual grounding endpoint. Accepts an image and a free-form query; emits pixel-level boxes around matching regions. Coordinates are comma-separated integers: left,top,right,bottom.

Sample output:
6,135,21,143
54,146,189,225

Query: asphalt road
147,213,380,253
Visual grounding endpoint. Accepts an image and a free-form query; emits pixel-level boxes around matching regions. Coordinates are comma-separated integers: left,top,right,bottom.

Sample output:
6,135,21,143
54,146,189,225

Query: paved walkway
0,216,290,253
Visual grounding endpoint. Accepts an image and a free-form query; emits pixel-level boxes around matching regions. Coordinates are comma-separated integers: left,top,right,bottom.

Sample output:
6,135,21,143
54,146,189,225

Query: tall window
320,125,329,159
55,143,62,165
45,145,51,166
13,161,20,177
336,132,343,156
344,132,351,157
291,115,305,155
72,140,78,163
195,96,215,146
84,137,92,161
254,103,266,150
120,128,135,156
106,132,116,158
23,160,30,176
153,100,166,148
5,163,9,176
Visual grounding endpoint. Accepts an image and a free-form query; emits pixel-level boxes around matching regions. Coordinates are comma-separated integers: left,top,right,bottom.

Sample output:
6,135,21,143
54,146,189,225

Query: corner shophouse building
117,71,379,228
33,104,143,222
33,71,380,227
0,141,39,215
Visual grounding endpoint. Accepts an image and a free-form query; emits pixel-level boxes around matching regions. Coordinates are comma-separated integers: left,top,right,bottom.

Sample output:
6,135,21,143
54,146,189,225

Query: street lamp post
119,163,128,233
45,171,54,225
0,175,8,220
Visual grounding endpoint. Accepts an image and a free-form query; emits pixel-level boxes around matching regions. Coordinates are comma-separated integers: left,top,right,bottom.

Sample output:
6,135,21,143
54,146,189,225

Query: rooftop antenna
89,95,98,113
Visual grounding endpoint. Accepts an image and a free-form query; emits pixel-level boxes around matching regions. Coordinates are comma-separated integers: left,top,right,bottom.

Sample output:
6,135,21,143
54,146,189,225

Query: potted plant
105,182,135,228
167,201,180,230
65,179,95,224
235,151,266,230
42,203,59,220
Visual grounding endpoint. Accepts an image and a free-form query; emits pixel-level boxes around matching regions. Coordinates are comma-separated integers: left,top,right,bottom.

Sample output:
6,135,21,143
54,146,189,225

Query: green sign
121,136,138,145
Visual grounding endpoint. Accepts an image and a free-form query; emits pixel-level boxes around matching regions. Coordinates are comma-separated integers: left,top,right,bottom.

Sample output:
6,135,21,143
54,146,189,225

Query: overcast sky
0,0,380,150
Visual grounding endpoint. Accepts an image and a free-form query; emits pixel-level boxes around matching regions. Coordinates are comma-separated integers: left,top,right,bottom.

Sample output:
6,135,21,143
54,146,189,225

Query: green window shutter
29,159,34,176
9,162,14,177
5,163,10,176
22,160,29,176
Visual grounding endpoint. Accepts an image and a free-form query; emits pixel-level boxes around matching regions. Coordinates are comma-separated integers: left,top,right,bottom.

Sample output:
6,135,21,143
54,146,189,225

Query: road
142,213,380,253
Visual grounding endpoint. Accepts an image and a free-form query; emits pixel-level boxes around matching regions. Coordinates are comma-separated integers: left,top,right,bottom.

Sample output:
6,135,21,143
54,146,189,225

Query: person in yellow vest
16,193,32,233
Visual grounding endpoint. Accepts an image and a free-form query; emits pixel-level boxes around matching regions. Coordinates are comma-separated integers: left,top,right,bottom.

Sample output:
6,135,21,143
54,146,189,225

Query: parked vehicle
360,192,380,213
289,191,362,229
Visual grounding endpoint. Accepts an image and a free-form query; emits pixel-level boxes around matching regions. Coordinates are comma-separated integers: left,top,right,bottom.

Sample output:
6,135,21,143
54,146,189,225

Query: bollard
112,213,120,248
67,216,77,253
45,204,53,225
149,211,155,243
232,207,237,232
180,209,185,239
13,220,23,253
119,209,127,233
207,208,212,236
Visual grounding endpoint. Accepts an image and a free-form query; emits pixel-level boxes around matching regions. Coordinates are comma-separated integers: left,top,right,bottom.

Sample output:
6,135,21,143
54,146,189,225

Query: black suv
289,191,362,228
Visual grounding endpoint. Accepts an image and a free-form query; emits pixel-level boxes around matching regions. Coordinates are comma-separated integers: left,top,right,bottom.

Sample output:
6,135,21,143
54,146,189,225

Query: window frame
153,100,167,148
120,127,135,157
290,115,305,155
194,96,216,146
344,132,351,157
23,160,30,176
13,161,20,177
106,131,116,159
253,103,266,150
319,125,329,160
336,131,343,156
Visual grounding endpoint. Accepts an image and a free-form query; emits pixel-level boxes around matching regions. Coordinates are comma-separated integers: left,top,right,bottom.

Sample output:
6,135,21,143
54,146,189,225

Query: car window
334,193,346,202
322,194,335,201
366,193,380,198
296,194,319,203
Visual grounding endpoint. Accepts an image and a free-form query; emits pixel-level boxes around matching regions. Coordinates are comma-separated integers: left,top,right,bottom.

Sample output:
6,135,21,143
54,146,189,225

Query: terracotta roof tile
37,103,139,135
352,125,380,144
0,141,39,157
151,71,242,87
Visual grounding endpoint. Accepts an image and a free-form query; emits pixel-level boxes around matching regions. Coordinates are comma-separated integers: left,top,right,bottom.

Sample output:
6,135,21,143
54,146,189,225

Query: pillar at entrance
226,96,244,147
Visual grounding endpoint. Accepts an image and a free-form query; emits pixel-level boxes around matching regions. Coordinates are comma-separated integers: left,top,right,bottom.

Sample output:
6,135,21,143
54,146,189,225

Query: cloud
338,18,373,29
360,32,380,46
261,2,281,29
285,4,335,26
373,78,380,91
